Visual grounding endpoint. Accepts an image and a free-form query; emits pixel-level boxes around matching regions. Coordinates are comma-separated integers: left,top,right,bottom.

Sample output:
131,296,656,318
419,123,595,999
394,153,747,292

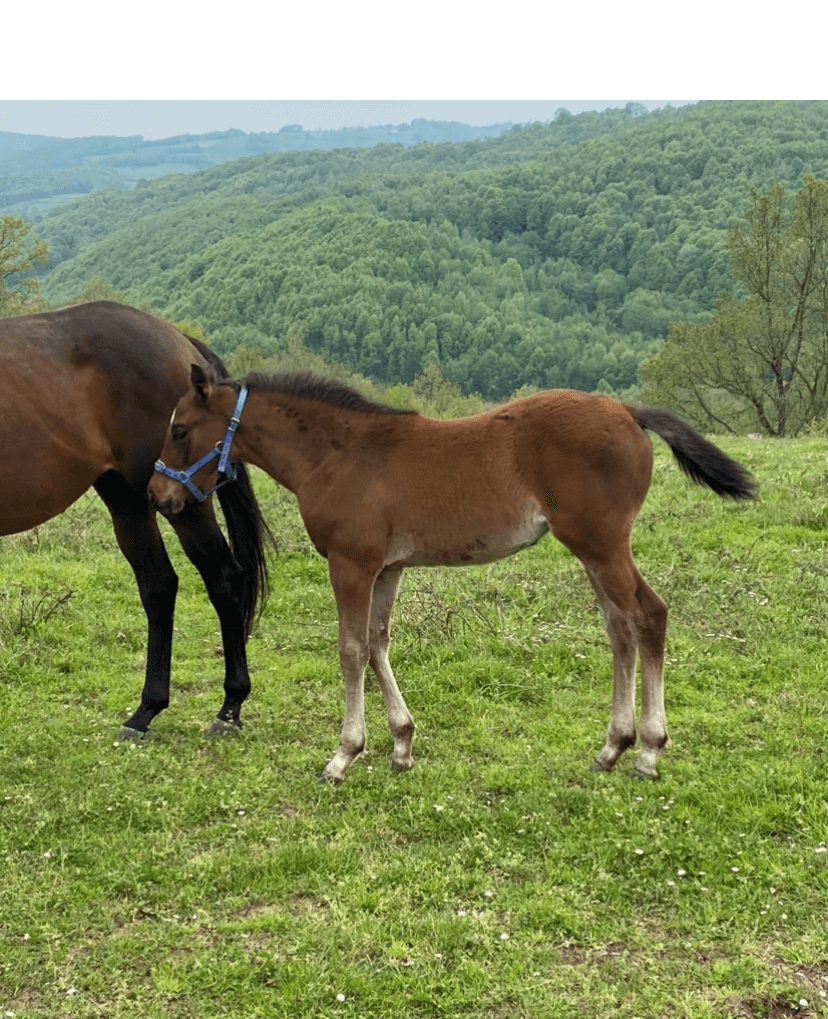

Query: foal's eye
172,425,189,442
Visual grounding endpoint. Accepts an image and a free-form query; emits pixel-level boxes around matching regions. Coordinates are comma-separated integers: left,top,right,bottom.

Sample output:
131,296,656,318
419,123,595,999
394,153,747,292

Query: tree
229,344,264,377
0,215,49,317
171,319,211,346
64,279,129,306
642,177,828,436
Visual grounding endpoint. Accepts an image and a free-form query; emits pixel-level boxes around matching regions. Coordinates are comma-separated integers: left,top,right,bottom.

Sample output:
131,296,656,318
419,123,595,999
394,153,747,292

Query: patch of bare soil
728,959,828,1018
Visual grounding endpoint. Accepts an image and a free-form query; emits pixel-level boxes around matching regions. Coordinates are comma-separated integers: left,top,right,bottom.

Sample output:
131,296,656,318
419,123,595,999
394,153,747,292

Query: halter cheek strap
154,386,249,503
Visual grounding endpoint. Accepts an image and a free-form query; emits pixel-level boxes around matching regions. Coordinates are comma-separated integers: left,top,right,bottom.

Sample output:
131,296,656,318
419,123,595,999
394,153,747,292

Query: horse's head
150,363,245,515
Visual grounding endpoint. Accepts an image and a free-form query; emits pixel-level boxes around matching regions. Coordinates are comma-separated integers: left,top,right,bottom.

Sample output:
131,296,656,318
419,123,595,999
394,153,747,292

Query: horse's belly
385,500,550,568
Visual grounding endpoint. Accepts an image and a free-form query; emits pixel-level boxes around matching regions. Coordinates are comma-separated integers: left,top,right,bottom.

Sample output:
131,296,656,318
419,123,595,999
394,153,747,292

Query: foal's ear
190,363,211,402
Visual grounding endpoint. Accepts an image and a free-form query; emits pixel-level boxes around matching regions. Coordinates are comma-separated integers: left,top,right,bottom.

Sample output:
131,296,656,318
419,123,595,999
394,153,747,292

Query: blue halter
154,386,249,503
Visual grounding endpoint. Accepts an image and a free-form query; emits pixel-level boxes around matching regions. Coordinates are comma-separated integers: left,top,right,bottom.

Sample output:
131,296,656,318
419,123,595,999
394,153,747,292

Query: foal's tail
627,406,757,500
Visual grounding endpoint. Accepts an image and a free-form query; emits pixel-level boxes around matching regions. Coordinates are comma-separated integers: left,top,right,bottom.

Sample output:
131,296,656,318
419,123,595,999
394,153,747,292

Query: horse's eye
172,425,189,442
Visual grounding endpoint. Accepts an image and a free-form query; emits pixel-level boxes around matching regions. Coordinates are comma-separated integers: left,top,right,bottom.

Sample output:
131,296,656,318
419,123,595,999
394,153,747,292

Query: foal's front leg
368,567,415,772
321,552,378,783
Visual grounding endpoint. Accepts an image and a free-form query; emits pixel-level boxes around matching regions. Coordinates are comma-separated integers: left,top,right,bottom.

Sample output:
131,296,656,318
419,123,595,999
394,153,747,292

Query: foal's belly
385,500,550,569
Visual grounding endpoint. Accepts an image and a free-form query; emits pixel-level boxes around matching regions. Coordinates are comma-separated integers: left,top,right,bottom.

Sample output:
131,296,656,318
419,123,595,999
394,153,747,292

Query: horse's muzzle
147,480,186,517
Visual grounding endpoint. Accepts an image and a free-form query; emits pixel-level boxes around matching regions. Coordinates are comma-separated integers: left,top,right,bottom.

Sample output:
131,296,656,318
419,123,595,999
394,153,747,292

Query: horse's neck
241,394,346,493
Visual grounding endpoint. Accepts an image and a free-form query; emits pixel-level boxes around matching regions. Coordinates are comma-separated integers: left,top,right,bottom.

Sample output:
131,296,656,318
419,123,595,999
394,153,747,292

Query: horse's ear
190,363,211,402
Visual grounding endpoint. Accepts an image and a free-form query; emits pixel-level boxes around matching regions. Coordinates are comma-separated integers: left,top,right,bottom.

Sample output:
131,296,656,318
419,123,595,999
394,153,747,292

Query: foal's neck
237,391,352,493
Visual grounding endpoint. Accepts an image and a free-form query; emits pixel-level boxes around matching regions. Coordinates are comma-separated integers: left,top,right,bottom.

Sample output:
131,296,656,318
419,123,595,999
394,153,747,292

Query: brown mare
150,365,755,782
0,302,269,738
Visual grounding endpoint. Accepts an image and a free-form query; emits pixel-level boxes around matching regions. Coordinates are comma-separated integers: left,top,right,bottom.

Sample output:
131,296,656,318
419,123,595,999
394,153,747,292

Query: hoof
116,725,149,742
391,759,414,774
631,767,658,781
318,771,344,785
207,717,242,737
591,759,611,773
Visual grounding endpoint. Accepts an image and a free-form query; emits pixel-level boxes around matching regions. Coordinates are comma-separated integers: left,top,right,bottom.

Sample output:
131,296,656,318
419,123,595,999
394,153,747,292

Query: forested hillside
0,106,660,217
29,101,828,402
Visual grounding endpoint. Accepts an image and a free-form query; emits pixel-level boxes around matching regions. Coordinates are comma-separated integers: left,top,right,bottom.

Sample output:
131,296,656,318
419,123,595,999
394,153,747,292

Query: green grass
2,435,828,1018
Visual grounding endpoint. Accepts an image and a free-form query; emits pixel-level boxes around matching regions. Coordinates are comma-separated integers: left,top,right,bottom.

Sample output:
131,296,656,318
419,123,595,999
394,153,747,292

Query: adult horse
150,366,756,783
0,302,269,737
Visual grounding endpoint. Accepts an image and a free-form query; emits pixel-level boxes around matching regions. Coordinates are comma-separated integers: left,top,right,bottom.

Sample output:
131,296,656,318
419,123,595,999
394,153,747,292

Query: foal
150,366,755,782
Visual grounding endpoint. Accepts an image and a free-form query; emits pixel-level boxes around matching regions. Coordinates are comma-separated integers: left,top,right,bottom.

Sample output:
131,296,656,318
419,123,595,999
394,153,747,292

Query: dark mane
233,371,419,416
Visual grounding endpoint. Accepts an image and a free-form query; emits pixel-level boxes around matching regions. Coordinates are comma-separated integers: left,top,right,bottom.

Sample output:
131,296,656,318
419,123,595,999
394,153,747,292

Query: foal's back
310,388,653,571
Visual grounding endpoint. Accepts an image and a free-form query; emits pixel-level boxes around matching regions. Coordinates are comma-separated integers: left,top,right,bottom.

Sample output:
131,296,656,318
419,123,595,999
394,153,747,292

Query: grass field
1,433,827,1018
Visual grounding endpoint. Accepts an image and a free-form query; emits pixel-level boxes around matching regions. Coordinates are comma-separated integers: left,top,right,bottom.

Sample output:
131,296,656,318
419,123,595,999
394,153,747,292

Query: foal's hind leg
368,567,415,773
95,473,178,736
583,555,668,778
628,564,669,779
582,564,638,773
167,500,252,735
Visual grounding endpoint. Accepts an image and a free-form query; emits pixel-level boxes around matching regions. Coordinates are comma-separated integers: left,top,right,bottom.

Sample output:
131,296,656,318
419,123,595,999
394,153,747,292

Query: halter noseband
154,386,249,503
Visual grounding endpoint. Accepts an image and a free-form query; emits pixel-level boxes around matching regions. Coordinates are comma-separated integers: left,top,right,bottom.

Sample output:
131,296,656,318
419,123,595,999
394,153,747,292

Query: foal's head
150,363,238,515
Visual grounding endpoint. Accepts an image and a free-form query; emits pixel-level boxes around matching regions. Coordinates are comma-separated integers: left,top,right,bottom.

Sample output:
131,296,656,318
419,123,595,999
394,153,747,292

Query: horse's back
0,303,201,534
403,389,651,563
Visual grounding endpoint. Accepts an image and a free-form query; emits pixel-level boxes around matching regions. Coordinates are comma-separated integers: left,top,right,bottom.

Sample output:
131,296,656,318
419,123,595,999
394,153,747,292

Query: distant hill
0,120,518,217
16,100,828,405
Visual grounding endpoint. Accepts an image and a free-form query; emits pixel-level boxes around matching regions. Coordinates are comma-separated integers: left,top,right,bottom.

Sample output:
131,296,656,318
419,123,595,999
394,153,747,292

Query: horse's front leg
167,499,252,735
95,473,178,738
368,567,415,772
321,551,378,783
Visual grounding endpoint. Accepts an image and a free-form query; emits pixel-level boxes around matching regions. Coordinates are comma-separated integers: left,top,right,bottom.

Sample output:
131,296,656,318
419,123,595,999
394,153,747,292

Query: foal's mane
230,371,419,417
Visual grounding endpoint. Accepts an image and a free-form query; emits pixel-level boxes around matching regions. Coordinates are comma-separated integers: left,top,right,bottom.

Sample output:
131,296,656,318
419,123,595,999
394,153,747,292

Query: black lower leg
95,473,179,735
170,505,253,729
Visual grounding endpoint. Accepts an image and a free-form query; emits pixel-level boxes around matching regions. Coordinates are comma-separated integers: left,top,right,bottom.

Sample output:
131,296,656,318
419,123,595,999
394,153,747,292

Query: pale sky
5,0,817,131
0,101,697,142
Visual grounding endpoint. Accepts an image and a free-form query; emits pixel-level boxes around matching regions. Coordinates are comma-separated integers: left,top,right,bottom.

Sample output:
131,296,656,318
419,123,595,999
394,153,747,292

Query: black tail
186,335,273,635
216,464,272,637
635,407,757,500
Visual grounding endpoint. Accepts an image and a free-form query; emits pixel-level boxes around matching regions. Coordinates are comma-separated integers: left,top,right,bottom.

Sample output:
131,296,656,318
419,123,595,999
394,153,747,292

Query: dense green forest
16,101,828,403
0,107,658,217
0,120,514,216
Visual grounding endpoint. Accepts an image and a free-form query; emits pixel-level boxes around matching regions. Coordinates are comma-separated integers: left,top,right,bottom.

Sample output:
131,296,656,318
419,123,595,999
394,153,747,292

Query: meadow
1,433,827,1018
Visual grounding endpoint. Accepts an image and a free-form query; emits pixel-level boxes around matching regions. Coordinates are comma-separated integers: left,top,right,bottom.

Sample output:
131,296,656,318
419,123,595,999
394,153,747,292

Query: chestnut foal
151,365,755,782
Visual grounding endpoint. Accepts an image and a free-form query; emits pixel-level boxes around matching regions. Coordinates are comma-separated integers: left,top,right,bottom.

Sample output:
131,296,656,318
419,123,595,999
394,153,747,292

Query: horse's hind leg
167,500,251,734
368,567,415,773
582,555,668,778
95,472,178,735
583,564,638,773
628,564,669,779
